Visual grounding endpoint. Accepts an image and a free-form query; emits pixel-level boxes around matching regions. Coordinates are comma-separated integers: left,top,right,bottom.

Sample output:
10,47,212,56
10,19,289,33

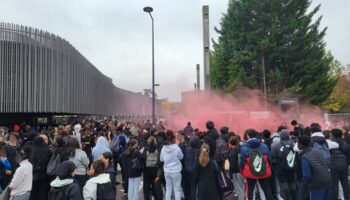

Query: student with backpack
48,161,83,200
83,160,115,200
271,130,298,200
193,143,222,200
310,124,331,168
240,129,273,200
215,129,228,171
125,138,144,200
183,135,201,200
143,136,160,200
298,135,331,200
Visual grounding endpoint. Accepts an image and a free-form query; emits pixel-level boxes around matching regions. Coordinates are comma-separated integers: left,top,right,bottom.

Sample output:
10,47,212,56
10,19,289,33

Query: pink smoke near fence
166,90,325,135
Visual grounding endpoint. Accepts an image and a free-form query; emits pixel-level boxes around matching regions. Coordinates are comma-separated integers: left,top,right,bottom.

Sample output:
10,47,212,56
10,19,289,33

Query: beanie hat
13,124,20,132
57,161,76,180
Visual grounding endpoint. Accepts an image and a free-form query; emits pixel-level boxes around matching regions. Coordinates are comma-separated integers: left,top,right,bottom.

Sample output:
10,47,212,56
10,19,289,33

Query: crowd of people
0,118,350,200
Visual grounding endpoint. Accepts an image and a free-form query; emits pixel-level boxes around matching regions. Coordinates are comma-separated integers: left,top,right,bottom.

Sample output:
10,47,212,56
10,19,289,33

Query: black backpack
48,186,69,200
47,153,61,176
184,145,197,172
249,148,267,177
96,182,116,200
279,143,298,171
216,137,228,162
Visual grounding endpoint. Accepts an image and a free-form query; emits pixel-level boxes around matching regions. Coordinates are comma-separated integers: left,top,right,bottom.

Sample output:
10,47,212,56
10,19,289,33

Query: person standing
125,138,144,200
9,146,33,200
29,137,51,200
143,136,160,200
48,161,83,200
229,136,245,200
240,129,273,200
92,137,111,162
193,144,222,200
68,137,90,190
298,135,331,200
160,130,183,200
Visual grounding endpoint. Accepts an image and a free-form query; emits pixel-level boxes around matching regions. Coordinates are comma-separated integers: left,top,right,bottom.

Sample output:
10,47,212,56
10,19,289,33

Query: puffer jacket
239,138,271,169
83,173,111,200
328,140,348,171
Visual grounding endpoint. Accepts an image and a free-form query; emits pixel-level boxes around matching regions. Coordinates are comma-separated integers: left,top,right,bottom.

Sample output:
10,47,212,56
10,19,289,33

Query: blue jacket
240,138,271,169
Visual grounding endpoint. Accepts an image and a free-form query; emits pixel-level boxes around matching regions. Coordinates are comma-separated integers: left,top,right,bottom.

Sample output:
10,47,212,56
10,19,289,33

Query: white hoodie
74,124,82,144
83,173,110,200
160,144,183,173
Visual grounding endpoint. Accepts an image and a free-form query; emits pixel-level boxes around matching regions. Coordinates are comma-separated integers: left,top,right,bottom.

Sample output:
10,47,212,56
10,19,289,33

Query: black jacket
229,146,240,174
300,148,331,190
193,160,222,200
105,163,116,192
333,138,350,165
49,181,83,200
126,149,144,178
204,128,219,159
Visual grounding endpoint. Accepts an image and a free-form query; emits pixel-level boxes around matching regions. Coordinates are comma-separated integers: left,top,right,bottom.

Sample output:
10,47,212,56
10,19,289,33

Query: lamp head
143,6,153,13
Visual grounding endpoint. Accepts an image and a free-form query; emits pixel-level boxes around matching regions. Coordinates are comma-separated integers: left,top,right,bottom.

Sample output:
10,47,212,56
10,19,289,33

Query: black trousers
331,168,350,200
181,171,191,200
278,172,297,200
29,177,50,200
246,178,273,200
143,167,159,200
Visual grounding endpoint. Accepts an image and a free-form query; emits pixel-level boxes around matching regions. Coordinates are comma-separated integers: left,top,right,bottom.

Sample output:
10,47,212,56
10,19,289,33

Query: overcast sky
1,0,349,101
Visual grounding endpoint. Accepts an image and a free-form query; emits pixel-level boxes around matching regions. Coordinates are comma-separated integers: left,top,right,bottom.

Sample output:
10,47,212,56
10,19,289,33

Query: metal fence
0,22,154,116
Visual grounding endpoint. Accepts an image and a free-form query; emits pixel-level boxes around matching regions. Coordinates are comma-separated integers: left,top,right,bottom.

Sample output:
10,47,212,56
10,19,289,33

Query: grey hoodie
160,144,183,173
69,149,90,175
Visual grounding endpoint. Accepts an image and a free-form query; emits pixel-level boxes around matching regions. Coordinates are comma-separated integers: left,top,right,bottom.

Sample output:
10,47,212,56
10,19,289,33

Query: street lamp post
143,6,156,127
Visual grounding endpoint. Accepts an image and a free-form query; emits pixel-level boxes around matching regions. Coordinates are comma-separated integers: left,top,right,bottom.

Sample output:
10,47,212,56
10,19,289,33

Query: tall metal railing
0,22,153,116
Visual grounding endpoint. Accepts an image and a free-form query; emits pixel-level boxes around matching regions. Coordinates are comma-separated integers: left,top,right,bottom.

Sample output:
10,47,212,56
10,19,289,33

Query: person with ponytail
125,138,144,200
193,144,222,200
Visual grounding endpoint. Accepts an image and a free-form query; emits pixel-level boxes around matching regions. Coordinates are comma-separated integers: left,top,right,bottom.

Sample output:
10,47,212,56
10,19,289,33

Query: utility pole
196,64,200,91
202,5,211,90
262,54,267,110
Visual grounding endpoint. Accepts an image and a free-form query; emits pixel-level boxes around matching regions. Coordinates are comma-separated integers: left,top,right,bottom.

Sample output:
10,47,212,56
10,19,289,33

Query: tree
211,0,337,105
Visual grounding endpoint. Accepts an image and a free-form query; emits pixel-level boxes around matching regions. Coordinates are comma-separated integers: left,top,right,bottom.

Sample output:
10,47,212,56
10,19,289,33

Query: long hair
92,160,106,177
67,137,80,158
31,136,50,165
126,138,138,156
199,143,210,167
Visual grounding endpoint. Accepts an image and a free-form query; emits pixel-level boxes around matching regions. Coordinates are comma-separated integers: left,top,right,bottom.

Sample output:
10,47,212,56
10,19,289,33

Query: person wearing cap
48,160,83,200
9,145,33,200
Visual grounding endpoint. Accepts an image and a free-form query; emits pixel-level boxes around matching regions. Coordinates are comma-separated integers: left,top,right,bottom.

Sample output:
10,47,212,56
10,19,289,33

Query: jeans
128,177,141,200
164,172,182,200
232,173,245,200
10,192,31,200
310,185,331,200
